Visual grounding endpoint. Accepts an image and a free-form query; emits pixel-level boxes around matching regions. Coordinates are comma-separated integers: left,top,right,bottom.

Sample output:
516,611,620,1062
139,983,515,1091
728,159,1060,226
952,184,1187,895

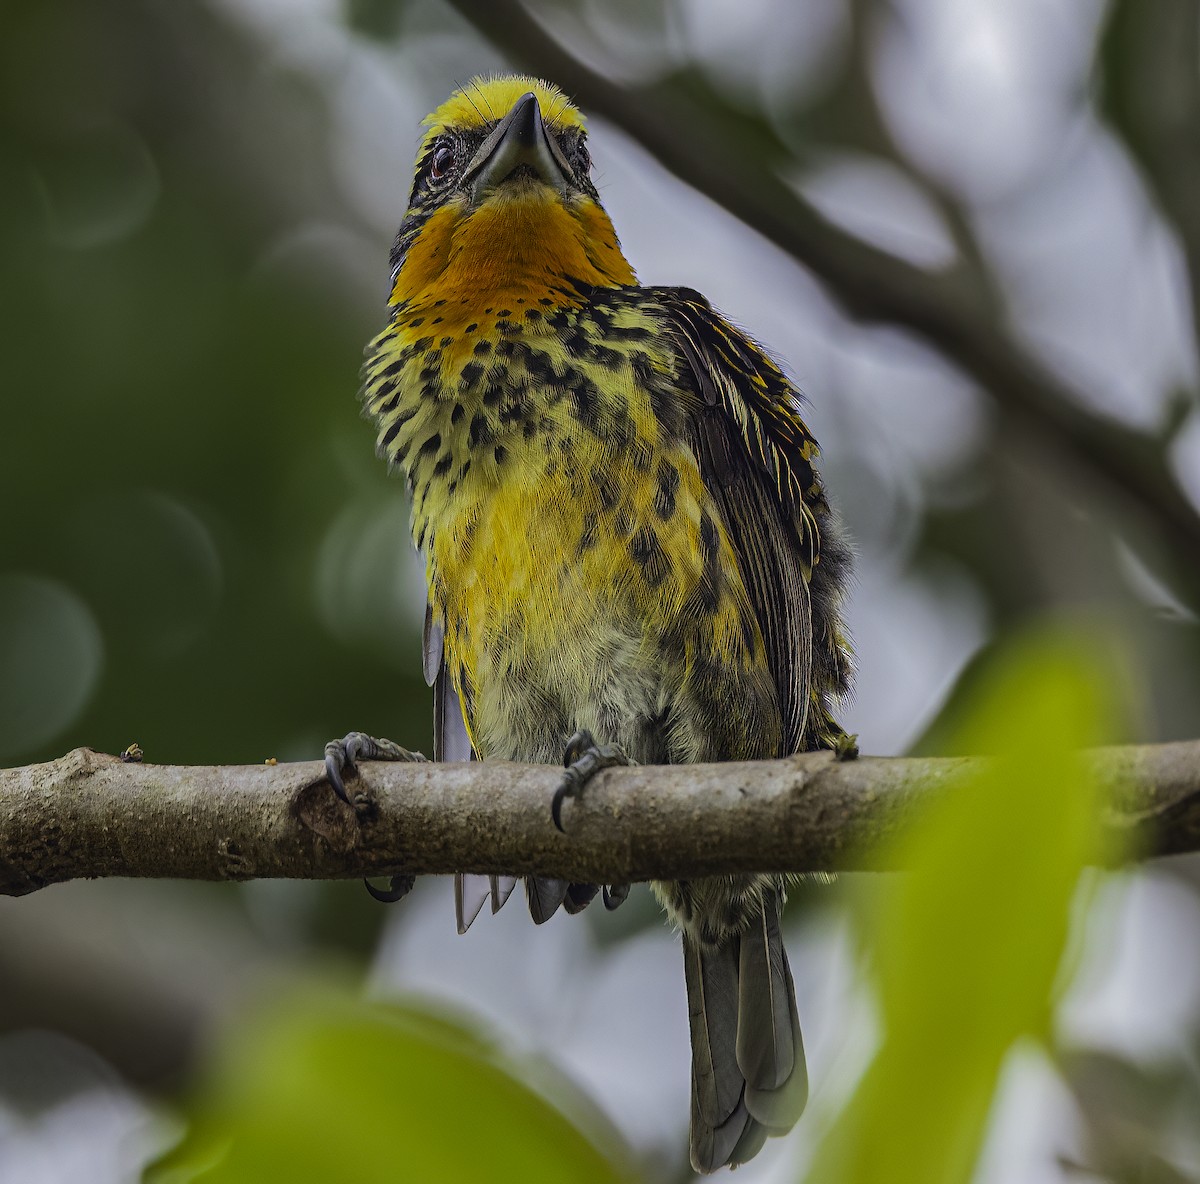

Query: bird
323,75,854,1173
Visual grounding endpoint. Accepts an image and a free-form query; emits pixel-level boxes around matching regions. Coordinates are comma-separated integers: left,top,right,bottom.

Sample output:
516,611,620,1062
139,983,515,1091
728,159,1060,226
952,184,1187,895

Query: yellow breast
364,284,769,757
431,427,762,744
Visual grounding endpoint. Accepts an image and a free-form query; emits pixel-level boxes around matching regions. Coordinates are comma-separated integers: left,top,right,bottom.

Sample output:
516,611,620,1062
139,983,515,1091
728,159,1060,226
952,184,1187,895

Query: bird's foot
551,729,633,833
323,731,427,805
323,731,426,906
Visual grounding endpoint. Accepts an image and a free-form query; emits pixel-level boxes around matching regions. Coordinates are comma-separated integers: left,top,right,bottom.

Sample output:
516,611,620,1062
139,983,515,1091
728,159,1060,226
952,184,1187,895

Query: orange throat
389,186,636,324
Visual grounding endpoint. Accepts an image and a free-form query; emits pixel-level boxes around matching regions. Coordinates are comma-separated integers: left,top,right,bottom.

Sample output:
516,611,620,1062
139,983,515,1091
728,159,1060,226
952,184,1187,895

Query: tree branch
441,0,1200,606
1,744,1198,896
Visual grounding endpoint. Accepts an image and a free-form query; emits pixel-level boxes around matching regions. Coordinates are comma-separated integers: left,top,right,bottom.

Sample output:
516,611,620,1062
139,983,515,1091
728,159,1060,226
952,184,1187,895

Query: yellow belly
427,434,767,762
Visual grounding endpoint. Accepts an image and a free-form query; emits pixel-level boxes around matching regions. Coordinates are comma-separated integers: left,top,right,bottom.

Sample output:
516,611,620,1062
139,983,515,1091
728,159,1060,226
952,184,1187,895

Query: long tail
683,890,808,1173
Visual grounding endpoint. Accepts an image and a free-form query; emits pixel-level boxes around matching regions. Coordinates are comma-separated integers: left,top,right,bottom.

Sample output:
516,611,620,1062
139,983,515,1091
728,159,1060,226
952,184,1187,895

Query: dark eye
430,144,455,181
574,142,591,174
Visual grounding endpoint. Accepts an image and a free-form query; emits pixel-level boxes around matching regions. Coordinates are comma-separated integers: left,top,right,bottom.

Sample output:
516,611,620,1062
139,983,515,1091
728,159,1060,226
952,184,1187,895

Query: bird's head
387,77,635,316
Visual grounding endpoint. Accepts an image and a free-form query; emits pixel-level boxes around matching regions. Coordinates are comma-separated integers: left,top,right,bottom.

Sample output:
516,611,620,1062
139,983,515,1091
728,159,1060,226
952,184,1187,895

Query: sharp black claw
551,779,572,833
325,754,352,804
550,731,633,834
364,874,415,903
324,731,425,807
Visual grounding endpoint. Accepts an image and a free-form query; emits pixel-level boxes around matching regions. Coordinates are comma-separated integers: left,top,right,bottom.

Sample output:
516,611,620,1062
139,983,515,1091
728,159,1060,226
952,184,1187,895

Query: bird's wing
658,288,828,756
423,603,517,930
424,601,473,763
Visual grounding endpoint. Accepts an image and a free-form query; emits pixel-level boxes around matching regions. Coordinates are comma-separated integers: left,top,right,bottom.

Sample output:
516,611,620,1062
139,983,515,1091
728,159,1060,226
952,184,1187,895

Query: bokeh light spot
315,495,424,667
0,573,104,761
64,491,223,662
32,121,160,250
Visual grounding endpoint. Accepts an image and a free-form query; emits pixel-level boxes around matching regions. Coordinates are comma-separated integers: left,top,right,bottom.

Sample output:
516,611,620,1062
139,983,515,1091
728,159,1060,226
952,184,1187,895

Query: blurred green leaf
148,988,636,1184
805,631,1118,1184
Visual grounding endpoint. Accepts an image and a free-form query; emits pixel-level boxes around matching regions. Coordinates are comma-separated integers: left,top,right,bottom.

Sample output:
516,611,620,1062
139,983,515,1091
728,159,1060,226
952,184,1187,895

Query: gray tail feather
684,893,807,1174
491,874,517,913
455,873,490,934
563,882,600,913
458,875,605,931
525,877,607,924
456,874,520,932
526,876,570,924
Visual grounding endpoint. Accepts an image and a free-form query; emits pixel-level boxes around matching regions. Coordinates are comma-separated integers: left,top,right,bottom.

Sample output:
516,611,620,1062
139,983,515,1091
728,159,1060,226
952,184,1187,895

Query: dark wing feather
425,603,497,933
660,289,826,756
425,602,473,764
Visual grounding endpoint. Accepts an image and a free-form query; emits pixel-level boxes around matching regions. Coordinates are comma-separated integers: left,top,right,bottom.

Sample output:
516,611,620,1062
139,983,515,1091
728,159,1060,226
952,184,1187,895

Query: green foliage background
0,0,430,771
151,992,635,1184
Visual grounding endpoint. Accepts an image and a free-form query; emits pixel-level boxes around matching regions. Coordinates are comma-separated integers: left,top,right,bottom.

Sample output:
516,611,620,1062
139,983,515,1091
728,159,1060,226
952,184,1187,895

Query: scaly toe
323,732,427,806
562,728,596,767
550,735,633,833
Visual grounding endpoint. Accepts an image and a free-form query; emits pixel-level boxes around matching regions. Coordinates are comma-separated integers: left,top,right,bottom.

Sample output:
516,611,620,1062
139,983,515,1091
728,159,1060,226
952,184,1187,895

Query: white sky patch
977,126,1198,431
677,0,848,109
794,152,958,270
841,554,991,755
872,0,1106,201
972,1043,1086,1184
1059,870,1200,1063
1170,409,1200,514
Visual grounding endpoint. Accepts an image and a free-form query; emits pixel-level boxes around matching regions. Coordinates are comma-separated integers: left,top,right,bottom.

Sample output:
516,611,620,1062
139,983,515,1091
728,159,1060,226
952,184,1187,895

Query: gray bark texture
1,743,1198,896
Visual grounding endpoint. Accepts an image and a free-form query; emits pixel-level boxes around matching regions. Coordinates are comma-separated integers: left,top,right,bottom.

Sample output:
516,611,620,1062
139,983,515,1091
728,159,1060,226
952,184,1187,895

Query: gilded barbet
324,76,854,1173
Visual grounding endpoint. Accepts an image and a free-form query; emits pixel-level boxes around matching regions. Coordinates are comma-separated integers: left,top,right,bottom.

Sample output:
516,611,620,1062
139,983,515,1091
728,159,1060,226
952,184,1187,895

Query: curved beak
463,92,572,200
